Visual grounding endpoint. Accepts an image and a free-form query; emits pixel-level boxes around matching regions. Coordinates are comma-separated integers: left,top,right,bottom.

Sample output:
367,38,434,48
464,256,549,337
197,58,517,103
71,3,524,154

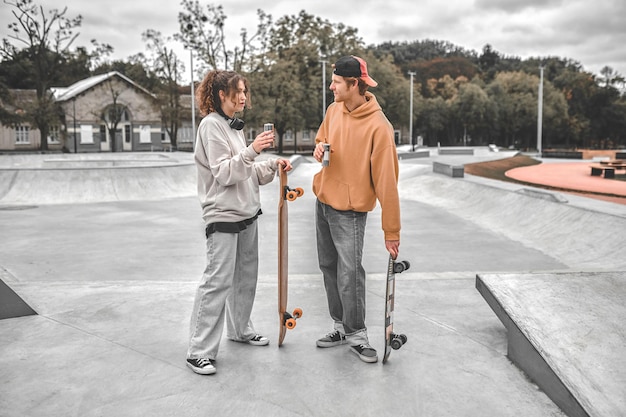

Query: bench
433,161,464,178
599,160,626,168
398,150,430,160
437,148,474,155
589,164,625,178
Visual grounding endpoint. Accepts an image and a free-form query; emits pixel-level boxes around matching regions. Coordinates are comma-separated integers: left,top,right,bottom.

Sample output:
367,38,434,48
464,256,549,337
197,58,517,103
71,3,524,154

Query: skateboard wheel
390,333,407,350
285,318,297,329
292,307,303,319
286,190,298,201
295,187,304,197
393,260,410,274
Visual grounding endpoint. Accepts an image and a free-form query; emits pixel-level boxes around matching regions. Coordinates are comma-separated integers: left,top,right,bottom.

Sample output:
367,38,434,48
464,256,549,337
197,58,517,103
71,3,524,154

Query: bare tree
143,29,185,150
98,77,126,152
176,0,271,72
1,0,82,151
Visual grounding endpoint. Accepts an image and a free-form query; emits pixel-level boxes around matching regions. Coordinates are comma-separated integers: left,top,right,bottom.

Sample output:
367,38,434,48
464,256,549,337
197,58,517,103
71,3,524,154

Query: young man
312,55,401,363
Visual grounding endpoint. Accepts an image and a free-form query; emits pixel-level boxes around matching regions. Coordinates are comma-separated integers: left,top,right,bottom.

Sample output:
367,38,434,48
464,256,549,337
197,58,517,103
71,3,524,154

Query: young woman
186,70,291,375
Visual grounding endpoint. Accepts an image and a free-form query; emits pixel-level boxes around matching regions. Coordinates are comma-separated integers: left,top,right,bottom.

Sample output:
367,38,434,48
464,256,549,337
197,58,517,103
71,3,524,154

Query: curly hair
195,70,250,117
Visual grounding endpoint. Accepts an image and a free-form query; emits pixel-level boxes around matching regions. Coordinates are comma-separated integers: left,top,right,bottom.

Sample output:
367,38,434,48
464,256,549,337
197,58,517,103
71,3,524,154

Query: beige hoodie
313,92,400,241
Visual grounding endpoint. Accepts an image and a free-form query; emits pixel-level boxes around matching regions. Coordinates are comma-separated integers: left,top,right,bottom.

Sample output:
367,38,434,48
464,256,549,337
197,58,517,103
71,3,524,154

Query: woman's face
221,80,247,117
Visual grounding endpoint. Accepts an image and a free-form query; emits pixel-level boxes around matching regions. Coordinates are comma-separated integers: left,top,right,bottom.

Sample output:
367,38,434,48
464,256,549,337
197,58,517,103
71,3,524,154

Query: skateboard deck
278,168,304,346
383,255,410,363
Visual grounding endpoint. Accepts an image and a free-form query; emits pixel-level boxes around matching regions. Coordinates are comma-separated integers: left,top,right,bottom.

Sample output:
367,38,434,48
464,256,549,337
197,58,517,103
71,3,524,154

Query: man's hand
385,240,400,260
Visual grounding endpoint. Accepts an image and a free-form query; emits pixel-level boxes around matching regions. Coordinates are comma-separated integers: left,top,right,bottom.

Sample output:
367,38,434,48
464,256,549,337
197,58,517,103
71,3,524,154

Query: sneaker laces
196,357,212,366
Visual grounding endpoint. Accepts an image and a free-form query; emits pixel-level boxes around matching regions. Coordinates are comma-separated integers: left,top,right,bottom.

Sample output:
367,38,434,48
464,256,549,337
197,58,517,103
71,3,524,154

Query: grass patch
464,155,541,182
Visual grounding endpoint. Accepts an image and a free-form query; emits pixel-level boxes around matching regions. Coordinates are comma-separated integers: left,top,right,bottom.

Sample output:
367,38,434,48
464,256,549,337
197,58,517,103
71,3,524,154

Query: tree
176,0,272,72
99,78,126,152
454,81,497,145
486,71,568,150
1,0,82,151
142,29,185,150
243,10,365,152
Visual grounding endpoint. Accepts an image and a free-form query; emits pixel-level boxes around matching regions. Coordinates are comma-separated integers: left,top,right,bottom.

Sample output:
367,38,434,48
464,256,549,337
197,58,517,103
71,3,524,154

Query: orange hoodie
313,92,400,241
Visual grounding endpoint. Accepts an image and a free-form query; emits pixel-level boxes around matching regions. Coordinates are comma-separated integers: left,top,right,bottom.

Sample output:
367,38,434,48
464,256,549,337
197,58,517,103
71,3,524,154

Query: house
0,71,164,153
53,72,163,152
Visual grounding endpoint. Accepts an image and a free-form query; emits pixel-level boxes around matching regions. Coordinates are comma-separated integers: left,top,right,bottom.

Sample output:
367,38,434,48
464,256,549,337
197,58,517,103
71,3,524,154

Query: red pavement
506,162,626,205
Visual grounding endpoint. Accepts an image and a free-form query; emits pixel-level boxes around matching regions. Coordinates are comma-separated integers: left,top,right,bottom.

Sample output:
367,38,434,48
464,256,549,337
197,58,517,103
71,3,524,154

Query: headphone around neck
228,117,245,130
217,110,245,130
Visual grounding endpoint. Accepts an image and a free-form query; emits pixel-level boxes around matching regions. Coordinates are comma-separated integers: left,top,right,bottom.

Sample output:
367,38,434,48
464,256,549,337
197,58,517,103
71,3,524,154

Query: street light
187,23,197,149
72,97,77,153
320,60,328,118
537,65,544,156
408,71,416,151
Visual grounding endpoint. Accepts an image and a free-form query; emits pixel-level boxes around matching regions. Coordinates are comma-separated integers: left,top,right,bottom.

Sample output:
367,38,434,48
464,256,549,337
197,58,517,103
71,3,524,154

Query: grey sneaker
186,357,216,375
316,330,346,348
350,344,378,363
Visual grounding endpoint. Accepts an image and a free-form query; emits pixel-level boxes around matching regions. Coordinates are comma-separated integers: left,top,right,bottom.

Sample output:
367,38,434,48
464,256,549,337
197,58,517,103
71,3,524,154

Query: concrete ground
0,148,624,416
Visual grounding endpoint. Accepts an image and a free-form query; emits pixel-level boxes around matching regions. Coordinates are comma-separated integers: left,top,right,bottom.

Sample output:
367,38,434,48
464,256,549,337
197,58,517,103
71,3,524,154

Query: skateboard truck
283,184,304,201
389,333,408,350
282,308,303,329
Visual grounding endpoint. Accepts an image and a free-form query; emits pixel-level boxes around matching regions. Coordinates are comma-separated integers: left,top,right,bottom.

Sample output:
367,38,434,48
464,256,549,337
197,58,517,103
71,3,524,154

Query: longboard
383,255,410,363
278,168,304,346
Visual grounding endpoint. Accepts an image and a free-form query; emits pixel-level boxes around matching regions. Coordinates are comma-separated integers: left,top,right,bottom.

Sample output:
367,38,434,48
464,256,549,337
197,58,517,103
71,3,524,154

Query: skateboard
278,168,304,346
383,255,410,363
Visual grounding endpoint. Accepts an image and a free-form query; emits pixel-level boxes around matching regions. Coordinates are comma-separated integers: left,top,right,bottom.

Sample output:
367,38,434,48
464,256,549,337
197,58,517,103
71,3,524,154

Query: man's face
330,74,356,103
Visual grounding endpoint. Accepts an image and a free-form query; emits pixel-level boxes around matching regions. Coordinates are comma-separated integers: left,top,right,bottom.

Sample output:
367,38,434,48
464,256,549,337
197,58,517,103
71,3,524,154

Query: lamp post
320,60,328,118
408,71,416,151
187,23,196,149
72,97,77,153
537,65,544,156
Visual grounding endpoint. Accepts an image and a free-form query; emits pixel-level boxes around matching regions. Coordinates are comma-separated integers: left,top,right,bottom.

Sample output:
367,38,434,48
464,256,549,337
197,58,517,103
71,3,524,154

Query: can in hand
322,143,330,166
263,123,274,148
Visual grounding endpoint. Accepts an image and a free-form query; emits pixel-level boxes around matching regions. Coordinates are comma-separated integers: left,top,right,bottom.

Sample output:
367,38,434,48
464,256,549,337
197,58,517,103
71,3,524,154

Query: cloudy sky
2,0,625,82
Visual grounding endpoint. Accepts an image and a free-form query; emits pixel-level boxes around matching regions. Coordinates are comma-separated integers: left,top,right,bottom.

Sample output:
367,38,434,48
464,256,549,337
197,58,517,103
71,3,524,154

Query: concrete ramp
476,272,626,417
0,153,196,205
399,174,626,270
0,268,36,320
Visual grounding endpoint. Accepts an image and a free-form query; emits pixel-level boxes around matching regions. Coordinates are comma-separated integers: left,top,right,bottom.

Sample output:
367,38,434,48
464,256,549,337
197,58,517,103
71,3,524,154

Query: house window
247,129,257,144
139,125,151,143
125,125,131,143
80,125,94,144
179,126,193,143
15,125,29,144
48,125,60,143
100,125,107,143
302,130,311,142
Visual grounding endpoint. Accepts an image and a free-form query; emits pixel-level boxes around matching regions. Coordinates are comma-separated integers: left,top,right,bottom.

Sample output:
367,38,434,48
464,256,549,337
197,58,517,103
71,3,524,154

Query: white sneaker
247,334,269,346
186,357,216,375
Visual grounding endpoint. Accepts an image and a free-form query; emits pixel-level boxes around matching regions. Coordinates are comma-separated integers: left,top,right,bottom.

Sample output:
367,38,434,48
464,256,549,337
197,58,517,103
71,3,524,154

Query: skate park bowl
0,152,196,206
1,148,625,416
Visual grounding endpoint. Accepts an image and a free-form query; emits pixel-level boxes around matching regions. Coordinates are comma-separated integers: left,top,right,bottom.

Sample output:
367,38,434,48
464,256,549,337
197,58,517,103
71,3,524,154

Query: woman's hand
277,159,292,172
252,130,275,154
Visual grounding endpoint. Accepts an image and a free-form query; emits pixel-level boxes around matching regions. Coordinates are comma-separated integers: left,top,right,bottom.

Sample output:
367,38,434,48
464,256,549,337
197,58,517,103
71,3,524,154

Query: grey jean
316,199,370,346
187,222,259,360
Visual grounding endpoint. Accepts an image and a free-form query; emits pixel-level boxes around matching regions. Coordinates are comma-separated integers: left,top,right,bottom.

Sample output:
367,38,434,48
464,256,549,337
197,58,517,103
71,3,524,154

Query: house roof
51,71,156,102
